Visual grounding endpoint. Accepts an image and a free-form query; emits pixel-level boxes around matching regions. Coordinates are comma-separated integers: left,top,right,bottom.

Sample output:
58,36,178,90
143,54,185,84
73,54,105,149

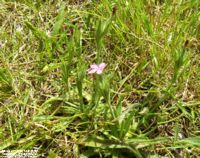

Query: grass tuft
0,0,199,157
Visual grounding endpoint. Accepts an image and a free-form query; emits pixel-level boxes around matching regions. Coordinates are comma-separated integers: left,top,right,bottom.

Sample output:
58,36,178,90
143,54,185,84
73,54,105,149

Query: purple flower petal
88,68,97,74
90,64,98,69
96,69,103,74
88,62,107,74
98,63,107,70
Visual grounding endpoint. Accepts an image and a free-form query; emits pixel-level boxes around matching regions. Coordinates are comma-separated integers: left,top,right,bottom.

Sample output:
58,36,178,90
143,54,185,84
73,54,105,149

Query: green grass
0,0,200,157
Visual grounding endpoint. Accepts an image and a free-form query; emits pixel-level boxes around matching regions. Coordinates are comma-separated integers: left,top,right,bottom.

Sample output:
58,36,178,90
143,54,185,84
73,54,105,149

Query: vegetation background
0,0,199,157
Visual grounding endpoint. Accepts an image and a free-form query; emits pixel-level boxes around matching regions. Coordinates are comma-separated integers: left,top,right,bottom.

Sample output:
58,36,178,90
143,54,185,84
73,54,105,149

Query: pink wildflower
88,63,107,74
